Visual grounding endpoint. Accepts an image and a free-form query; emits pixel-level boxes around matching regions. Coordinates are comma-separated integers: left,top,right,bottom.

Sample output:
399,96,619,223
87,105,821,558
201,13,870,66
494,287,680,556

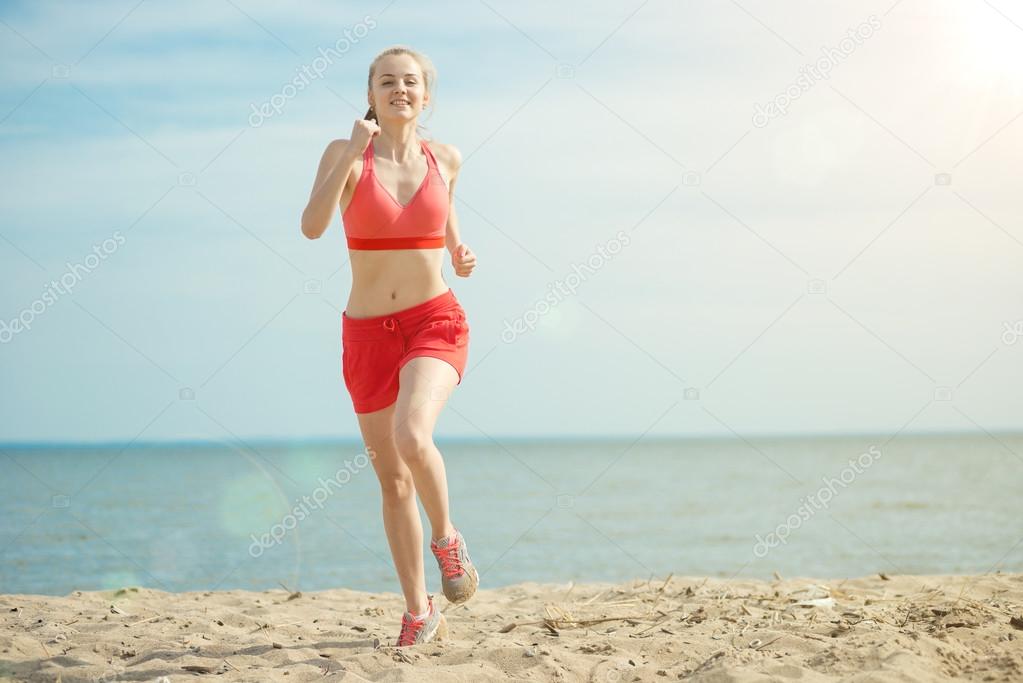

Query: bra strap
362,138,375,172
419,138,439,171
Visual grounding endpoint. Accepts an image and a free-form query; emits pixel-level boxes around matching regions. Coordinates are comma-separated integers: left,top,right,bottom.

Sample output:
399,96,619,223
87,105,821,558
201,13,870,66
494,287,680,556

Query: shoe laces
397,607,427,646
432,536,465,579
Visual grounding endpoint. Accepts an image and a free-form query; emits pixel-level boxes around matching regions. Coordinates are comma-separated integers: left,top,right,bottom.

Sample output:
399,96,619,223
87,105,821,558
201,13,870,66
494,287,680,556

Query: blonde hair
365,45,436,137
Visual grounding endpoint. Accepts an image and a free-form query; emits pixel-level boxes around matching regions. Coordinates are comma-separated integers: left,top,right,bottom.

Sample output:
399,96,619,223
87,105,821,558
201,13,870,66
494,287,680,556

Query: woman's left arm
442,144,476,277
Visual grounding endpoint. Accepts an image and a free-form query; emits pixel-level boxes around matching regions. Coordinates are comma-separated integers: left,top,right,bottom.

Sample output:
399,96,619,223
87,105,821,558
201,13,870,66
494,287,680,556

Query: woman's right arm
300,139,360,240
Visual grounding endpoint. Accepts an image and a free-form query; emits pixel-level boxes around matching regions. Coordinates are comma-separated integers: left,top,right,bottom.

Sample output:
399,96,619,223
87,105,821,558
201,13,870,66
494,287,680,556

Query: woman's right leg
356,401,429,616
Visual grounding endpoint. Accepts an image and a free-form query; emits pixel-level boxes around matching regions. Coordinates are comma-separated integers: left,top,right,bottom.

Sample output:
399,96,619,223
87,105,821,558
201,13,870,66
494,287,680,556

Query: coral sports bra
341,137,449,250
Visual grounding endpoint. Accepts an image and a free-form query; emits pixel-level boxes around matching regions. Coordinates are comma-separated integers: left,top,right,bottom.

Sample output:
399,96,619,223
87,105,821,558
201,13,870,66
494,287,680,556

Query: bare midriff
344,247,449,319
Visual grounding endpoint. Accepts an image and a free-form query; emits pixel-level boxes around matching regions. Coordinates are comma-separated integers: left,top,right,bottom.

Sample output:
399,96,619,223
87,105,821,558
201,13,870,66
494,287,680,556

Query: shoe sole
443,564,479,604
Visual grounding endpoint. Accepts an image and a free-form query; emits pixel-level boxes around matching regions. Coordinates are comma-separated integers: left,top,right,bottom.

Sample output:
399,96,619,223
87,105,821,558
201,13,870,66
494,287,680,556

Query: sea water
1,433,1020,595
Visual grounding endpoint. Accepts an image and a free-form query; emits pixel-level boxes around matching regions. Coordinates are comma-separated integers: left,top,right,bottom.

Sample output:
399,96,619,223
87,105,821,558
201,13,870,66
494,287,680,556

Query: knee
378,473,415,501
394,426,434,466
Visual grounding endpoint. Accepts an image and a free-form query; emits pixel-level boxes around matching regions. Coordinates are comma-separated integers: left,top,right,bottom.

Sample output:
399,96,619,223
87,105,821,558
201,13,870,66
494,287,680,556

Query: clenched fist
452,243,476,277
348,118,381,154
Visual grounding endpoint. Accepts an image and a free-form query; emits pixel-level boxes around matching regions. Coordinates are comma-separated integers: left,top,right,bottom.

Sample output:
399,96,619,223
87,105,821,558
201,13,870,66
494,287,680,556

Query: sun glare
958,3,1023,93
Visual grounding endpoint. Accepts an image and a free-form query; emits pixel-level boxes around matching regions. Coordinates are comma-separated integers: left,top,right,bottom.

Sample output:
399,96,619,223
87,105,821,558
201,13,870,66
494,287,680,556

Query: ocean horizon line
1,428,1019,450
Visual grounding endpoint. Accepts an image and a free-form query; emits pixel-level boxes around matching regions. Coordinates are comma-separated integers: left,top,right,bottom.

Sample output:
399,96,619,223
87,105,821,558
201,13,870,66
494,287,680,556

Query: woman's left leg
392,357,460,543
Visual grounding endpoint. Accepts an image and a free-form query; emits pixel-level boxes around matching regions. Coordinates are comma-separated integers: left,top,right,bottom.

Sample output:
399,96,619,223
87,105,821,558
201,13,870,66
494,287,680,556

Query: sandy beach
1,572,1021,682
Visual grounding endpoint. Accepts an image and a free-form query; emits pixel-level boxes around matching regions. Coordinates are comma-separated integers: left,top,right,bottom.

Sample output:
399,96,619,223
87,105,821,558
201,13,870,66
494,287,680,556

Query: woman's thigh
355,401,412,490
392,357,459,453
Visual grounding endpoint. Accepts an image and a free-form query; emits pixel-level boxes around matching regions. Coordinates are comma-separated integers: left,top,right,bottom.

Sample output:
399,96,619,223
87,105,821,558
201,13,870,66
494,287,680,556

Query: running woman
301,45,479,647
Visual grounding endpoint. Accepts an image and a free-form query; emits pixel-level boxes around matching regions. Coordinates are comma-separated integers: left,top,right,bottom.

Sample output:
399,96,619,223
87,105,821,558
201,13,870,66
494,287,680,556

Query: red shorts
341,288,470,414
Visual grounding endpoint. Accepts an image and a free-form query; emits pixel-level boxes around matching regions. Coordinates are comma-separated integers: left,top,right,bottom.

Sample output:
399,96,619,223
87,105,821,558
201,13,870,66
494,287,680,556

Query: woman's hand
452,243,476,277
349,118,380,155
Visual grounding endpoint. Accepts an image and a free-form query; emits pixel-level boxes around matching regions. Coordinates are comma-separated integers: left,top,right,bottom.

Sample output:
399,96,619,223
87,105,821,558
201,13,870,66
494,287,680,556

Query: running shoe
430,528,479,604
396,594,447,647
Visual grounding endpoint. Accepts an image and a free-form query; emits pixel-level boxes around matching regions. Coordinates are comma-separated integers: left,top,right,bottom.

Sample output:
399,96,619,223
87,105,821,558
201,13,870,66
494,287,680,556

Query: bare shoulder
321,138,362,175
424,140,463,177
325,138,351,158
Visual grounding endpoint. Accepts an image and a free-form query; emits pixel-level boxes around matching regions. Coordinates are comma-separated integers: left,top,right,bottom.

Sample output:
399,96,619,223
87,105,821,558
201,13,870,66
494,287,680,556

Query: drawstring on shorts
382,317,406,354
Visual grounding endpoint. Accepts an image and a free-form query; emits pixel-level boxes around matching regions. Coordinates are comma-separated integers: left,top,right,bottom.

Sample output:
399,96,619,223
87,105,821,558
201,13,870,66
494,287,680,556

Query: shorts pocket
425,310,468,346
452,311,469,346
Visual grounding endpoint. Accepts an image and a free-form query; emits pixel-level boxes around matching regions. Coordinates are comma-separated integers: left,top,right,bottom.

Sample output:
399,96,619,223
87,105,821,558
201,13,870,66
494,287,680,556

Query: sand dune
2,572,1022,681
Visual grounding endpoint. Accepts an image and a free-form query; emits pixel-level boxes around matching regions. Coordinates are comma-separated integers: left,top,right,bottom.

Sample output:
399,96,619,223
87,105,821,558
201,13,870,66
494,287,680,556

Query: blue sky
1,0,1022,442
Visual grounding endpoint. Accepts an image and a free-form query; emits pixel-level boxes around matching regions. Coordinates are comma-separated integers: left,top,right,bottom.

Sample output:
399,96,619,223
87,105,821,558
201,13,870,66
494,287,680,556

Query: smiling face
369,53,429,121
